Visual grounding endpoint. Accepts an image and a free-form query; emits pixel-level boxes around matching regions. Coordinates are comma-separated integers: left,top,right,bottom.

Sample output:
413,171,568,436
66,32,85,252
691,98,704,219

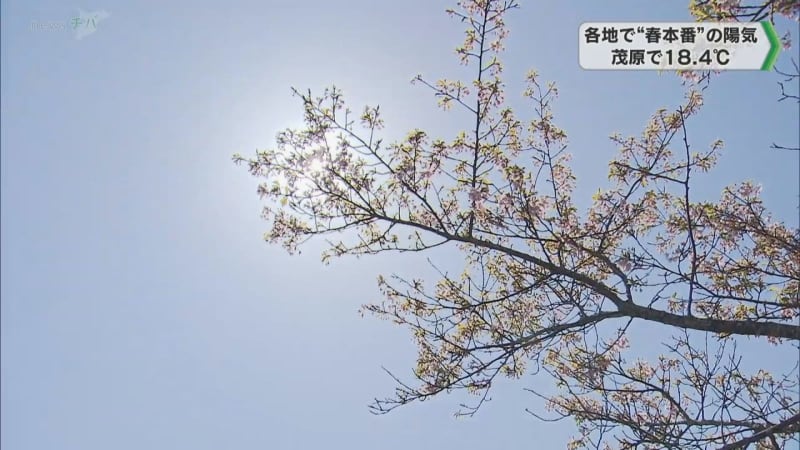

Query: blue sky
2,1,798,449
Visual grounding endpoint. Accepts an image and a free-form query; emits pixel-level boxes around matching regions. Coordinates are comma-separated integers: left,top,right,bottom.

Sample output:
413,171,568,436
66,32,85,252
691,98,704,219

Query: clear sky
2,1,798,449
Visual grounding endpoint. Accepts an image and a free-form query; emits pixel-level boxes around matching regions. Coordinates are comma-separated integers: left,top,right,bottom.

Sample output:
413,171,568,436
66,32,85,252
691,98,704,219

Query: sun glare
272,129,339,200
285,154,325,195
308,158,324,174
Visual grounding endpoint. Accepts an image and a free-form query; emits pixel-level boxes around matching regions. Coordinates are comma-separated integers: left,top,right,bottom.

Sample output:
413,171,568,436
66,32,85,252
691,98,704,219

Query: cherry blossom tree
234,1,799,448
689,0,798,23
689,0,800,153
681,0,799,110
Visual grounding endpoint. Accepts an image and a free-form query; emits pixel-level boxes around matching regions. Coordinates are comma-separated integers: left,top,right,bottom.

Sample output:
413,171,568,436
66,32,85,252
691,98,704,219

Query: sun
284,153,326,196
308,157,324,174
272,129,341,200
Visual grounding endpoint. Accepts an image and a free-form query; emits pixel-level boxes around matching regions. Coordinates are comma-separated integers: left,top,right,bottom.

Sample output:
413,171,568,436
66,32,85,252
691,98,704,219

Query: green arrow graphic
760,21,780,71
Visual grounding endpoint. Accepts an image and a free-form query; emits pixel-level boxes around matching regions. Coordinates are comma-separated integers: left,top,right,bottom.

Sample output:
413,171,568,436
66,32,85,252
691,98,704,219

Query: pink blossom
419,167,436,180
498,193,514,211
781,32,792,50
468,188,485,203
616,257,633,273
738,182,761,198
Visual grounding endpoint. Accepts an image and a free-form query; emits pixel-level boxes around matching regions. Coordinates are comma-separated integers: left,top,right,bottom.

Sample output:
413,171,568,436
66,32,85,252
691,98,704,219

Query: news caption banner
579,22,781,71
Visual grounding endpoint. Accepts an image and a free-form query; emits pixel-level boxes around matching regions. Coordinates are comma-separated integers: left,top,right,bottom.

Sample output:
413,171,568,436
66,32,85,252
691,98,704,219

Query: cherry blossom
234,1,799,448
